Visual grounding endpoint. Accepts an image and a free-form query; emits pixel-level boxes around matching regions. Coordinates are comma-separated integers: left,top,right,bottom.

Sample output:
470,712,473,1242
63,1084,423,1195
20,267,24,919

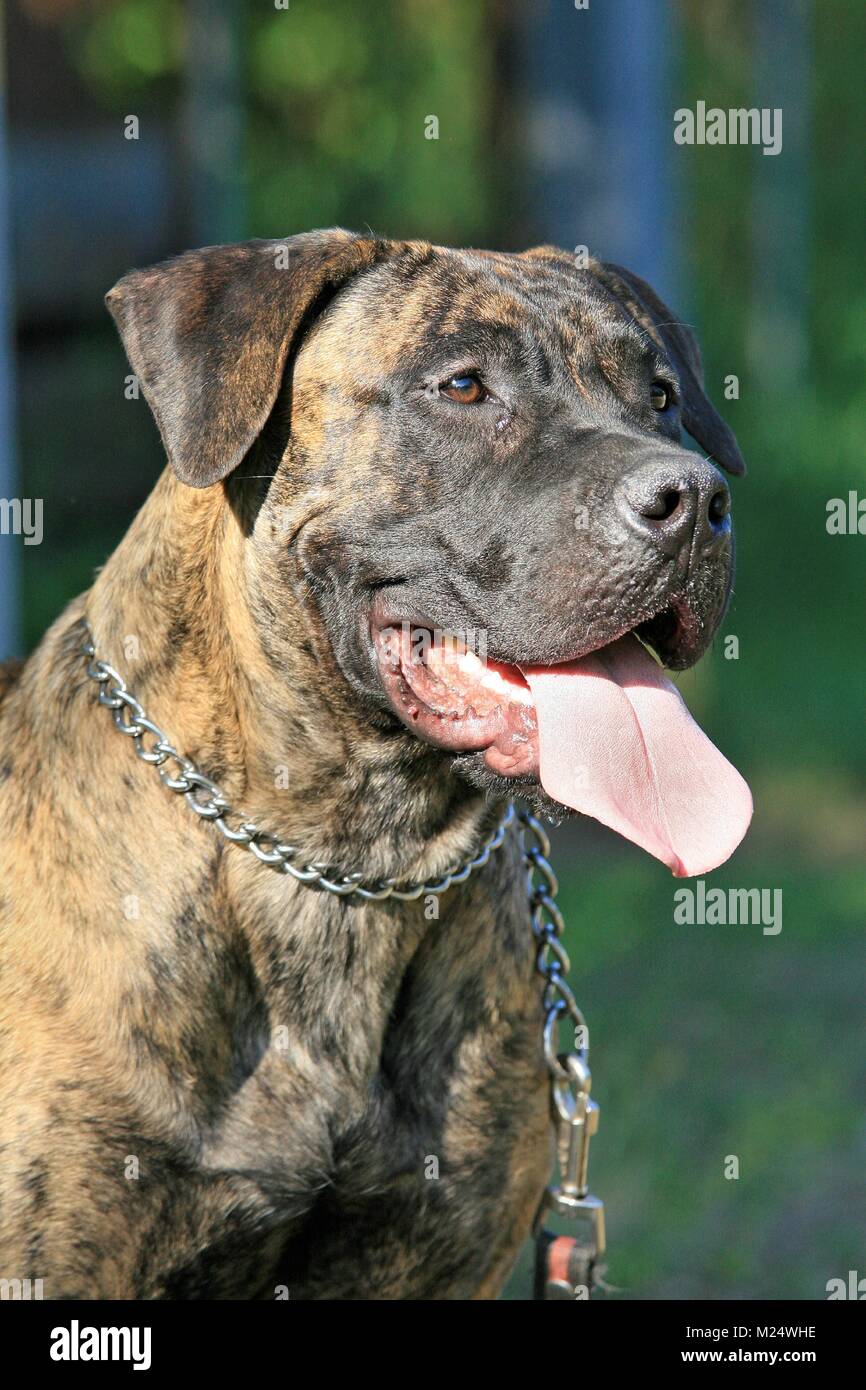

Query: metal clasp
544,1053,606,1260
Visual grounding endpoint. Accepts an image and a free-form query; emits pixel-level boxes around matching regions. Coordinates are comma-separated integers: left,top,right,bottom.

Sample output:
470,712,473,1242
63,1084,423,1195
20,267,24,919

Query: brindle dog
0,231,743,1299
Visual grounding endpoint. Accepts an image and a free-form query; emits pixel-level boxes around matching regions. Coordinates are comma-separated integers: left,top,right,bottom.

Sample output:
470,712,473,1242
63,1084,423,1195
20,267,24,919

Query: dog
0,230,749,1299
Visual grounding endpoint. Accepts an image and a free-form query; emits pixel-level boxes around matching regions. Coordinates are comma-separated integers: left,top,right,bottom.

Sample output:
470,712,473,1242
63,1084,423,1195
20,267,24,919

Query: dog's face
108,231,751,874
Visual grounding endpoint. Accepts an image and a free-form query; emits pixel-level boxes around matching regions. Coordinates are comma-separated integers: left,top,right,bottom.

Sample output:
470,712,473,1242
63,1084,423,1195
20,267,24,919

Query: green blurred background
1,0,863,1299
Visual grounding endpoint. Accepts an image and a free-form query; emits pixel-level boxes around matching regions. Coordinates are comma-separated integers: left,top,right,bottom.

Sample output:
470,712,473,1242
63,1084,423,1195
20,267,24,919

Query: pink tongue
521,635,752,877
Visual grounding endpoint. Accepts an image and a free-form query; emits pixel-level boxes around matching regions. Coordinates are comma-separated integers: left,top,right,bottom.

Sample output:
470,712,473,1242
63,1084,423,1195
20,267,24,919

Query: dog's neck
76,470,492,882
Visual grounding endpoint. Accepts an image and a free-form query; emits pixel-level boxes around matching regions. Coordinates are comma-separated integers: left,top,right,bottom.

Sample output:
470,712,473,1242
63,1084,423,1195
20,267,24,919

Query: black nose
620,459,731,558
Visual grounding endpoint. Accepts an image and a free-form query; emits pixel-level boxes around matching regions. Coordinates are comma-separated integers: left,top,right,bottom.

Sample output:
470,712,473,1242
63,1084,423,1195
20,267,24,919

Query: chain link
521,809,606,1293
81,625,514,901
520,812,590,1116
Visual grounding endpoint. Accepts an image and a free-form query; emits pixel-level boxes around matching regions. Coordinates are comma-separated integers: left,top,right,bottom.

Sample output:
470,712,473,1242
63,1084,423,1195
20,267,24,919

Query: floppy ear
590,260,746,477
105,230,393,487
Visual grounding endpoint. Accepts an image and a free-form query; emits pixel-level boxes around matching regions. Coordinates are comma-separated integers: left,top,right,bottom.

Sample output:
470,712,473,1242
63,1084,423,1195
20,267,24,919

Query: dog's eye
440,373,487,404
650,381,672,411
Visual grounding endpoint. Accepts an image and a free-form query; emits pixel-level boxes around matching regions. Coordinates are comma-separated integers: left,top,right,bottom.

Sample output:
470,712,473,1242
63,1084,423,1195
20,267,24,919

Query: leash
80,622,606,1297
522,811,607,1298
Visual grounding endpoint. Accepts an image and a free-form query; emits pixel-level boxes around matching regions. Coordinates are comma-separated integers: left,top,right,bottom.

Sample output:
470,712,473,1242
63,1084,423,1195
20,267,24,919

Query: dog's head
107,230,752,875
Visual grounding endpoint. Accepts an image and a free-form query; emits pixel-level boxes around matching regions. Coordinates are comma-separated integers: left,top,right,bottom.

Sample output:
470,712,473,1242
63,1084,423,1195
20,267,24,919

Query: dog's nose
620,459,731,557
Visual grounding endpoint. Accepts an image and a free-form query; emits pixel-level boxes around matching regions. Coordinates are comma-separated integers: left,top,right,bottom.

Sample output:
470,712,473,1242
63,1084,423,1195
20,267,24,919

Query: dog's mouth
372,607,752,878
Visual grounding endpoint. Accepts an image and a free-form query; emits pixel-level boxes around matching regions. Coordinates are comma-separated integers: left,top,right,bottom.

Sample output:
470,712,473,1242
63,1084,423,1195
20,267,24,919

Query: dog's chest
160,878,551,1298
191,1013,550,1300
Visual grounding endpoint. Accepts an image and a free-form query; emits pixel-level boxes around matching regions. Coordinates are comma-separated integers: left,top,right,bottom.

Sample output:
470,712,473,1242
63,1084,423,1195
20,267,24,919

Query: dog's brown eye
650,382,670,411
440,373,486,404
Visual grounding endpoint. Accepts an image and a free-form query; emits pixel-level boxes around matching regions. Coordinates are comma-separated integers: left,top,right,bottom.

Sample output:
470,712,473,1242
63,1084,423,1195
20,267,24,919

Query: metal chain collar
80,621,604,1293
80,626,513,901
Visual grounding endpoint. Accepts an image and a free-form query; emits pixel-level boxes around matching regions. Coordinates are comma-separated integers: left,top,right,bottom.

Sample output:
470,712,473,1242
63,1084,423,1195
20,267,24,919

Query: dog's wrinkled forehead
296,245,660,394
105,231,744,485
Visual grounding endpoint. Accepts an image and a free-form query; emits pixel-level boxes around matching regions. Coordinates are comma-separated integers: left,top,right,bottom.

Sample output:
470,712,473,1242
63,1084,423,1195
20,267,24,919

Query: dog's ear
590,260,746,477
105,230,393,487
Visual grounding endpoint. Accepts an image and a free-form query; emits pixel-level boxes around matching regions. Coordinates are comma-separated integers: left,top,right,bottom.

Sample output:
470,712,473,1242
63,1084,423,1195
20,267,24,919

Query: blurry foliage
65,0,181,98
61,0,494,241
679,0,866,798
244,0,493,241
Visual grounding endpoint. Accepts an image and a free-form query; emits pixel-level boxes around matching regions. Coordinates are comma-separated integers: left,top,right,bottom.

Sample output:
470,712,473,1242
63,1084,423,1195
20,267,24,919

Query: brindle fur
0,231,742,1299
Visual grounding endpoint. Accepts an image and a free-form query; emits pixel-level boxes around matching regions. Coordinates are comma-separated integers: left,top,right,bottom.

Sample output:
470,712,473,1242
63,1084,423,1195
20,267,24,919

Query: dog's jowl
0,231,750,1299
